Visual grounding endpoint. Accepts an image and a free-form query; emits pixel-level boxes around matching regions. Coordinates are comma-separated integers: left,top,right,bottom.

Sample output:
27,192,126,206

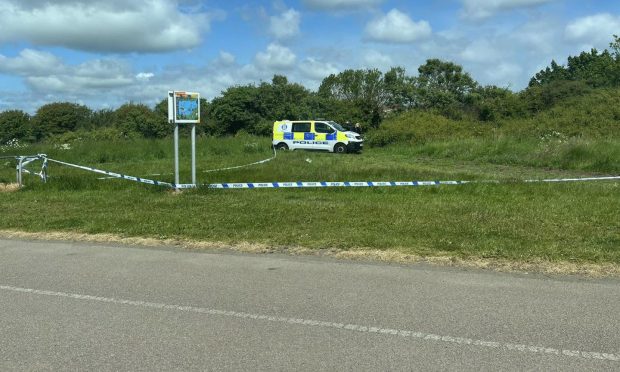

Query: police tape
45,157,195,189
207,180,470,189
20,156,48,181
13,155,620,190
6,155,48,182
206,177,620,189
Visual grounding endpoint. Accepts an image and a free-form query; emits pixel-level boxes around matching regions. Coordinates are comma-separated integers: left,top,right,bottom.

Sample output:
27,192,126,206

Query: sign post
168,91,200,190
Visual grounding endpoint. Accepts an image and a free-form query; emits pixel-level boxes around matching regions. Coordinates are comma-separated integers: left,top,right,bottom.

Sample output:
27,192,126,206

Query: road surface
1,238,618,370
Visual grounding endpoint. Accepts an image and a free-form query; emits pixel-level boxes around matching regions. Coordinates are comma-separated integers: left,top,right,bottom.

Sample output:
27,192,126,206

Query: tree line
1,35,619,145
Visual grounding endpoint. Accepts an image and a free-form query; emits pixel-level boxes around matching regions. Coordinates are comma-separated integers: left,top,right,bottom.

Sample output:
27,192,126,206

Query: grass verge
1,137,618,277
1,230,618,278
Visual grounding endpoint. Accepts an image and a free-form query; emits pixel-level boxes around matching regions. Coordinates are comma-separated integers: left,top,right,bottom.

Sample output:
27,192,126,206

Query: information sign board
172,91,200,124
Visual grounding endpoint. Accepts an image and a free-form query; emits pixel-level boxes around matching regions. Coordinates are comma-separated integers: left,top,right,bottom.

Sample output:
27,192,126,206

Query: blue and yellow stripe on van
273,120,350,145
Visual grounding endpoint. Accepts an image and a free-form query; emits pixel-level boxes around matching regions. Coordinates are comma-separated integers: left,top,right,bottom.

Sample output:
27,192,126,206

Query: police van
272,120,363,153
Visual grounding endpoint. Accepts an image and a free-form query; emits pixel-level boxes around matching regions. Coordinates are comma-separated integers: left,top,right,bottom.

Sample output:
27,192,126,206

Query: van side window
292,122,311,132
315,122,334,133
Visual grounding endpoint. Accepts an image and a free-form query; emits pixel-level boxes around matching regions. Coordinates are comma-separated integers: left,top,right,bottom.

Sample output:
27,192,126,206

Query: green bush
501,88,620,139
366,110,496,147
113,103,170,138
368,87,620,147
32,102,92,140
0,110,31,144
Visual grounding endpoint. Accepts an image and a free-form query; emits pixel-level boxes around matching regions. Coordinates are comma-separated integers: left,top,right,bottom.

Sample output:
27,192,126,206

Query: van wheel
334,143,347,154
276,143,289,151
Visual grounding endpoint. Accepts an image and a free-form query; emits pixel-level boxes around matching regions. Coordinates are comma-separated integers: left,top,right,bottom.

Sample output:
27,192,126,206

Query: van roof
276,119,330,122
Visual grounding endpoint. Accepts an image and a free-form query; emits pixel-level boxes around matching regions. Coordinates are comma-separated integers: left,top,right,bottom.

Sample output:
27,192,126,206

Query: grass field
1,135,619,272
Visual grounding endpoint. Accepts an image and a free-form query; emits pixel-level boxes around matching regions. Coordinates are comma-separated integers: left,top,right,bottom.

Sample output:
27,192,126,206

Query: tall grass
2,133,618,187
367,88,620,156
408,138,620,174
1,135,618,265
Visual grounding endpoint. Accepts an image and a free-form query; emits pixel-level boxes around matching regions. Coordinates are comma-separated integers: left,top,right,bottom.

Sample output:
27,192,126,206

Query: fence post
16,156,24,187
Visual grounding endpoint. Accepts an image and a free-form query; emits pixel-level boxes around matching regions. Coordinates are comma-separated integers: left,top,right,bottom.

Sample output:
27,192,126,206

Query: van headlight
345,133,356,139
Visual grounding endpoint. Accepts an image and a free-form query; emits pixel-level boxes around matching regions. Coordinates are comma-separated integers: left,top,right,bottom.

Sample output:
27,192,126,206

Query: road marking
1,284,618,362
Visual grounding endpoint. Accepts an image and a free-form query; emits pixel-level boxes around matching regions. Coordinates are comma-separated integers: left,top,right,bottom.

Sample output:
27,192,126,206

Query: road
0,238,618,371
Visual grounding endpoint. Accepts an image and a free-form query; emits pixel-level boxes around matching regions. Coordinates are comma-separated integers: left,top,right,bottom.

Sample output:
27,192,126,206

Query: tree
416,59,478,110
113,103,169,138
468,85,522,121
209,85,262,135
522,80,592,113
383,66,417,112
318,68,386,128
530,39,620,88
32,102,92,139
529,60,569,87
256,75,312,121
0,110,31,144
90,109,115,129
207,76,314,135
610,35,620,59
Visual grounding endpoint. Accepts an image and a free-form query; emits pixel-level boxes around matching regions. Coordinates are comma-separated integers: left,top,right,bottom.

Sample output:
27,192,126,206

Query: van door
291,122,312,150
313,121,335,151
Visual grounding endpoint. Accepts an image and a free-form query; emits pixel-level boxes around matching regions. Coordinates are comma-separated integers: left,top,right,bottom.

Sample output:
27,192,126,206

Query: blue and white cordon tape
206,177,620,189
8,154,620,190
45,157,196,189
207,180,470,189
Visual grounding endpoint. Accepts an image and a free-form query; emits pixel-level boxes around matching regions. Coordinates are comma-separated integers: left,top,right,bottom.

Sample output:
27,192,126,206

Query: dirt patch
1,229,618,278
0,183,19,192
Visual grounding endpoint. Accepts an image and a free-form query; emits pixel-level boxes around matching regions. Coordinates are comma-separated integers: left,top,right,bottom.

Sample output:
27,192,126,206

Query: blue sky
0,0,619,113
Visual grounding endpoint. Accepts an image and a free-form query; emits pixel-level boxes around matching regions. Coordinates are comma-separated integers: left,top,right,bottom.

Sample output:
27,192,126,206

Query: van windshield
328,121,346,132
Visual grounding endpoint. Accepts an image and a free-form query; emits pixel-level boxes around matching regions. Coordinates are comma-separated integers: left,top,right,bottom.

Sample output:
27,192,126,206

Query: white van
272,120,363,153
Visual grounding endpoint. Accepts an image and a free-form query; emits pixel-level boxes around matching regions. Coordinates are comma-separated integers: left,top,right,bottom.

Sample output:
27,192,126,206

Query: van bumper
347,142,363,153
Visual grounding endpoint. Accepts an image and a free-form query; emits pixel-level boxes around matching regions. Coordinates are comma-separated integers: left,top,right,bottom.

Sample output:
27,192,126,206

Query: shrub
0,110,31,144
32,102,91,139
113,103,170,138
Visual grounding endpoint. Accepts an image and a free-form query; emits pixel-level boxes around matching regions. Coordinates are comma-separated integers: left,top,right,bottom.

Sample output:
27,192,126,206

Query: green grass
1,136,619,265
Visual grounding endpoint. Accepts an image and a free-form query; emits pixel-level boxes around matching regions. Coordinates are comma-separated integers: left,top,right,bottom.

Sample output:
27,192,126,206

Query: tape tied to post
8,154,620,190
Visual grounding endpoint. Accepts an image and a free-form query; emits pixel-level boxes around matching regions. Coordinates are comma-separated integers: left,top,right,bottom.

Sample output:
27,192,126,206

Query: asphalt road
0,238,618,371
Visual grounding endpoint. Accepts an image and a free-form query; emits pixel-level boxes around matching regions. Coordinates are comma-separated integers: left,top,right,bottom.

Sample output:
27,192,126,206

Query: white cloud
255,43,297,70
565,13,620,48
365,9,431,43
483,62,522,85
0,49,136,95
511,18,559,54
269,9,301,40
136,72,155,82
299,58,339,80
216,51,236,66
0,49,64,76
302,0,384,11
461,0,554,20
363,50,393,69
0,0,214,53
460,40,502,62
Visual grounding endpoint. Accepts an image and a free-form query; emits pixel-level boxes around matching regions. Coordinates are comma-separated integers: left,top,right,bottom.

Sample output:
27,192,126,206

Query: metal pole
191,123,196,186
41,157,48,183
17,157,24,187
174,124,180,191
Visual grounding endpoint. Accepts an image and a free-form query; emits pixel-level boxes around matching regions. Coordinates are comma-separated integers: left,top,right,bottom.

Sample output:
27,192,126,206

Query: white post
41,157,48,183
191,124,196,186
174,124,180,191
16,157,24,187
169,90,199,190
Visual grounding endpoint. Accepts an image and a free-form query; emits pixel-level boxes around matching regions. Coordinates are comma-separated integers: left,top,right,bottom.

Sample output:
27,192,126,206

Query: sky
0,0,619,113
